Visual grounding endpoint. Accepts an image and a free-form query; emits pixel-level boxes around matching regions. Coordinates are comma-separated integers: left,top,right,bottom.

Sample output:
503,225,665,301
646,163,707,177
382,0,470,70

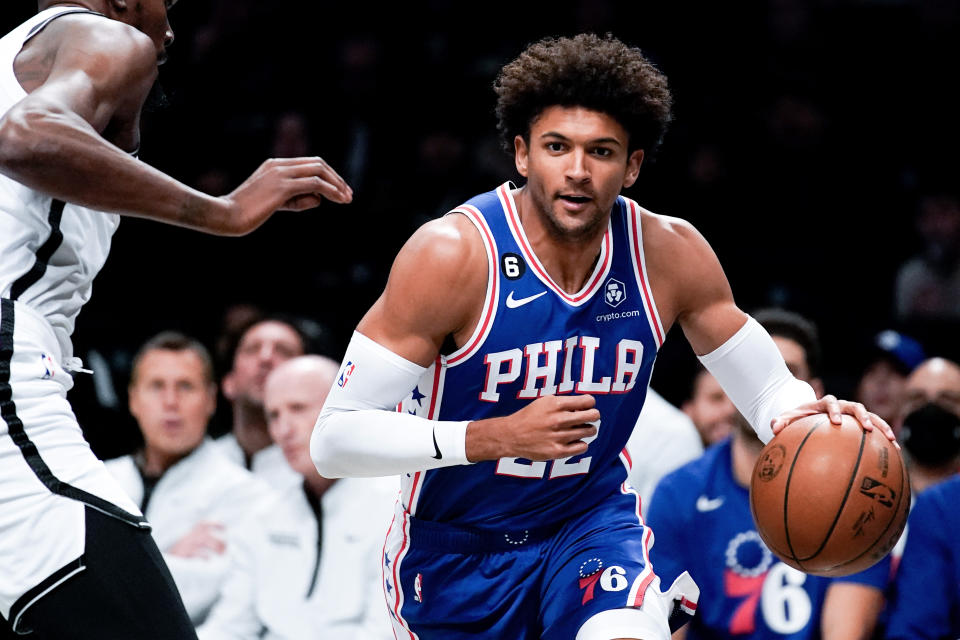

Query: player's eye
545,142,565,152
592,147,613,157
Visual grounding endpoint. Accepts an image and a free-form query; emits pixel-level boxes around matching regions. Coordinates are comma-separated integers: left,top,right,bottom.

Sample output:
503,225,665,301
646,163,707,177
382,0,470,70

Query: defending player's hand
467,394,600,463
220,156,353,235
770,394,898,446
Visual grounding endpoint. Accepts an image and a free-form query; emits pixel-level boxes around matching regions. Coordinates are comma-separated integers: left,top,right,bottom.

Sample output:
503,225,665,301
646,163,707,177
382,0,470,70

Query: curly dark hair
494,33,673,156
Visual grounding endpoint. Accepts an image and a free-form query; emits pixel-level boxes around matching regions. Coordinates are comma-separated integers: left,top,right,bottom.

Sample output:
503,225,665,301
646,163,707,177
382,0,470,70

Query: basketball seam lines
799,427,867,563
782,419,825,567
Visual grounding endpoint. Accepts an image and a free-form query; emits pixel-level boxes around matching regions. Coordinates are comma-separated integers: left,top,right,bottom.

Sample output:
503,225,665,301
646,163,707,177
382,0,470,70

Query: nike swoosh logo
505,290,547,309
696,495,724,512
431,426,442,460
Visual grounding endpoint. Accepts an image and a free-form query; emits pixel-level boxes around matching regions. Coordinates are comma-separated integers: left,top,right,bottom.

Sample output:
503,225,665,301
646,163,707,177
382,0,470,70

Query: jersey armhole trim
624,198,665,349
443,205,498,367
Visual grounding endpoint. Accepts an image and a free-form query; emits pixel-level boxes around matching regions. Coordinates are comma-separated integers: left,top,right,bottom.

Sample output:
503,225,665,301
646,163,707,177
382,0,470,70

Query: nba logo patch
40,353,55,380
604,278,626,308
337,361,356,388
414,573,423,603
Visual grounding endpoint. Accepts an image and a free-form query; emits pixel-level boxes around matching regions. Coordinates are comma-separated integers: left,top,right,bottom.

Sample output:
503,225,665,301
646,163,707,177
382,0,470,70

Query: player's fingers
557,439,590,457
275,157,353,195
771,407,820,434
282,194,324,212
841,400,874,431
871,413,900,448
556,408,600,428
285,176,351,205
556,394,596,410
819,394,843,424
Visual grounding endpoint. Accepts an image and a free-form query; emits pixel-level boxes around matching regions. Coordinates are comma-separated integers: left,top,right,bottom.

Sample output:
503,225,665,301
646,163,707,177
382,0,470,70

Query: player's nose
565,149,590,182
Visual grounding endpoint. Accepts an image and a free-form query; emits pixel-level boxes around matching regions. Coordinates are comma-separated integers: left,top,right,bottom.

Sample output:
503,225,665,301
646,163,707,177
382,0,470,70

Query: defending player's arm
0,15,350,236
311,214,600,478
650,214,893,443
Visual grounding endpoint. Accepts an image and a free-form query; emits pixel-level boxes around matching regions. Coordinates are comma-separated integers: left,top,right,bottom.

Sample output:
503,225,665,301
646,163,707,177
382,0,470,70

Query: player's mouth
557,193,593,211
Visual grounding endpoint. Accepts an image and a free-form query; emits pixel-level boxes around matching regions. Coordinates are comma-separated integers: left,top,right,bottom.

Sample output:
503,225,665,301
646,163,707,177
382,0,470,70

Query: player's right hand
466,394,600,463
220,156,353,235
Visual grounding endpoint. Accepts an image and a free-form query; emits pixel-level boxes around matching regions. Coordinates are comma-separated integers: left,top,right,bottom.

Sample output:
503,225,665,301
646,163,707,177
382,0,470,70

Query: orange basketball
749,413,910,577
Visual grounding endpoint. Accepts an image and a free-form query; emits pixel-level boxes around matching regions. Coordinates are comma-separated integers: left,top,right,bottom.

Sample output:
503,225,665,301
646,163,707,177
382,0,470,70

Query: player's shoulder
41,12,157,77
394,214,488,284
634,204,711,258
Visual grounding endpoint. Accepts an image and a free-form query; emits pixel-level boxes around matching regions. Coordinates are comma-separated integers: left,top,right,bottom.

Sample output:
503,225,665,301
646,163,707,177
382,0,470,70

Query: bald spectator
104,332,275,624
199,356,396,640
215,315,307,490
895,357,960,494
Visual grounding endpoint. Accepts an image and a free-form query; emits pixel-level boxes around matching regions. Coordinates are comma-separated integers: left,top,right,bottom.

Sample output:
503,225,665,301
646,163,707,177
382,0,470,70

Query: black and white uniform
0,9,193,637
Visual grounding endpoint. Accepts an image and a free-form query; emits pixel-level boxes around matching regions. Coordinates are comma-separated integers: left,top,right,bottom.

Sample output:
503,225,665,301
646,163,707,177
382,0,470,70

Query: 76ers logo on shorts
604,278,626,308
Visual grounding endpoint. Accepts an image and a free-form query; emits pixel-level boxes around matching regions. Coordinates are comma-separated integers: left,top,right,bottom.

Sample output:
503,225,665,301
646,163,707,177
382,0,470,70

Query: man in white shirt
199,355,396,640
215,315,310,491
104,332,275,624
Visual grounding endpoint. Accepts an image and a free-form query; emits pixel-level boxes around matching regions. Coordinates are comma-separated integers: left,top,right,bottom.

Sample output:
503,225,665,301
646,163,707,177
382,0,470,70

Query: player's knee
575,606,670,640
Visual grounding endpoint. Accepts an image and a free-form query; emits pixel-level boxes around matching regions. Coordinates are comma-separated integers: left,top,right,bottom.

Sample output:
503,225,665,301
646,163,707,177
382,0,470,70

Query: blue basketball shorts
382,483,663,639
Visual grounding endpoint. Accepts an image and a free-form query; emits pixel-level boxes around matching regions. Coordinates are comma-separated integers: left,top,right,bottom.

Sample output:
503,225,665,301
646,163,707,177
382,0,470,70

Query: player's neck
515,189,606,294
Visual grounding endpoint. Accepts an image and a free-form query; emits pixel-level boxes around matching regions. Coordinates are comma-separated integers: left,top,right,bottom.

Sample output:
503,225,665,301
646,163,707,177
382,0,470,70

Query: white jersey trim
444,206,498,367
624,198,665,349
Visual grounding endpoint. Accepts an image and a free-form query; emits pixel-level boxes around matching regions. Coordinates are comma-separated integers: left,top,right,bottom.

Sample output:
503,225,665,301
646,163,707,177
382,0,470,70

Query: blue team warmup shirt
647,438,890,639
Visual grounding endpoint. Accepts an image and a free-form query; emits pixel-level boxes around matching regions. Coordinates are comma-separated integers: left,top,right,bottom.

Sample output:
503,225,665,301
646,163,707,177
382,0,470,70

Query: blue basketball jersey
647,439,891,639
395,182,664,530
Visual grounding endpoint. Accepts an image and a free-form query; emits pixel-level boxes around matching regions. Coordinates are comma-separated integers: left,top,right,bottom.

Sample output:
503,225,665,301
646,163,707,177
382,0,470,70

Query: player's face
264,371,331,478
684,371,738,446
514,106,643,241
117,0,177,64
129,349,215,460
223,321,304,407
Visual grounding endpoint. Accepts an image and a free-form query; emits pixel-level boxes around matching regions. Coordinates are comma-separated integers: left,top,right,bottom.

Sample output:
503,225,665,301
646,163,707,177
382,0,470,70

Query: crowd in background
2,0,958,637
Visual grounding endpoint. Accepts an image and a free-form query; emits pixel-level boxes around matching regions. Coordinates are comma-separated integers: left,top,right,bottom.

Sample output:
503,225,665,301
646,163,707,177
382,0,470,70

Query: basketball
749,414,910,577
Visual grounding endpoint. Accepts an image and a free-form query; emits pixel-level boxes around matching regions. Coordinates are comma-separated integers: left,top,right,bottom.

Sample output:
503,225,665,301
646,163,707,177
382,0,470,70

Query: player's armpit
820,582,885,640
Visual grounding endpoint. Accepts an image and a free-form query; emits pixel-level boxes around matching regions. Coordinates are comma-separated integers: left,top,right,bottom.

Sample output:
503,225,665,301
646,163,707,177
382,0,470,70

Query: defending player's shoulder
636,207,734,329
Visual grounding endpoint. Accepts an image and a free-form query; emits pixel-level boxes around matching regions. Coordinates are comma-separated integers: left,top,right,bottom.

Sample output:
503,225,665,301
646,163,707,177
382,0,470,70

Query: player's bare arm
312,213,600,477
0,14,351,237
357,214,600,465
643,211,894,442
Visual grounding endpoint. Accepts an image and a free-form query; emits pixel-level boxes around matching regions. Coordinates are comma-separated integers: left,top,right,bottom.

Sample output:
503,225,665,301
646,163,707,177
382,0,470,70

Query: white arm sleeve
697,316,817,444
311,332,471,478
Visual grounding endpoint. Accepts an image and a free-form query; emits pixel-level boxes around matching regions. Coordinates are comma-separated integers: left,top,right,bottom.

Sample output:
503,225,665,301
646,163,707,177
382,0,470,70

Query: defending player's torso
397,183,665,529
0,8,121,360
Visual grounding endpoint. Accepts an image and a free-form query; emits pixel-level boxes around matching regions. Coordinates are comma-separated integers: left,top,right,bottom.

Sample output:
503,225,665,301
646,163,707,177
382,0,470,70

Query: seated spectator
215,314,309,491
884,474,960,639
683,365,739,448
625,388,703,516
104,332,275,624
855,330,925,427
895,357,960,494
199,356,396,640
647,309,889,639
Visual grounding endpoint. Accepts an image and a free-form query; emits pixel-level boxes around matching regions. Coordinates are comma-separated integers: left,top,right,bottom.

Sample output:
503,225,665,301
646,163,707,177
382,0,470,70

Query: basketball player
0,1,350,637
646,309,890,639
311,34,894,639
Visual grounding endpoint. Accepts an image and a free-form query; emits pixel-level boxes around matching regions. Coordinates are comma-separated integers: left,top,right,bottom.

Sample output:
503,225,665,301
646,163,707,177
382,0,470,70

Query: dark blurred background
5,0,959,456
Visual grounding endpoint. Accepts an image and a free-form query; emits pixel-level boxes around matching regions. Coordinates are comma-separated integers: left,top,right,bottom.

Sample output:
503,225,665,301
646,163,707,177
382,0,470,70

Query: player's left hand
771,395,898,447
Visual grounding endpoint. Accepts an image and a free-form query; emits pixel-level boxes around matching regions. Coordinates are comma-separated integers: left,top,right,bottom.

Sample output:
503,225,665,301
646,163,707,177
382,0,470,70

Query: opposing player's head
222,317,307,410
128,331,216,472
495,35,670,241
42,0,176,64
264,355,341,478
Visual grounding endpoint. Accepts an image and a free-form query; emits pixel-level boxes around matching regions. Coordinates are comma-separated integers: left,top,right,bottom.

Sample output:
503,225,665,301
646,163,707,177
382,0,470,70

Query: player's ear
514,135,529,178
622,149,644,188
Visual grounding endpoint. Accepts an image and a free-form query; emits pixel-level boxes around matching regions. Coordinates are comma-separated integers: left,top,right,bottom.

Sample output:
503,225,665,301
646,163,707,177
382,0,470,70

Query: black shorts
5,506,197,639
